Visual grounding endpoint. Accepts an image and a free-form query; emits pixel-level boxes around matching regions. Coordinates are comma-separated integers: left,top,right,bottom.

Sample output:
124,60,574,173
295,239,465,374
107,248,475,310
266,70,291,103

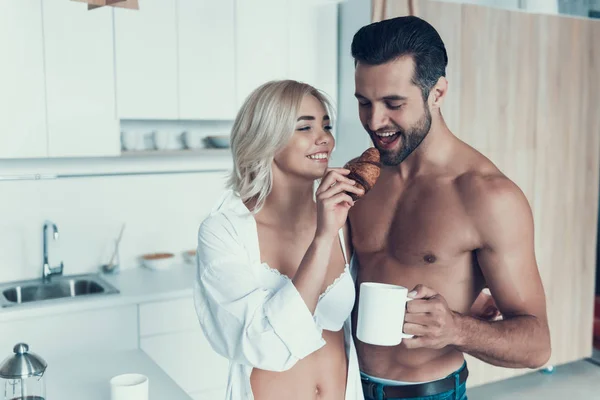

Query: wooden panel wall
376,0,600,388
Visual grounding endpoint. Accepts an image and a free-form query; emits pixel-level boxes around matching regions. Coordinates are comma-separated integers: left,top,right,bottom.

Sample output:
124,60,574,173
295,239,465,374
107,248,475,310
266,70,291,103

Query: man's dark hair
351,16,448,101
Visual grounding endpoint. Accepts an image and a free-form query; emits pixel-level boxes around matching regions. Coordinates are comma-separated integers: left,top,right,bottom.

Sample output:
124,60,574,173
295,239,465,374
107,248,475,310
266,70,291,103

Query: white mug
110,373,149,400
356,282,414,346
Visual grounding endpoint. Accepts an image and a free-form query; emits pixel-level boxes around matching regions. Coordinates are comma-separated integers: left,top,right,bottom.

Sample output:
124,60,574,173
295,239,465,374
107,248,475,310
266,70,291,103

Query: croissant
343,147,382,200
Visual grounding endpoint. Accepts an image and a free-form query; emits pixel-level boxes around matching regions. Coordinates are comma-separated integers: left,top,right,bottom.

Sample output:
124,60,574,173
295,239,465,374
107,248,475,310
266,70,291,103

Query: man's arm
404,177,551,369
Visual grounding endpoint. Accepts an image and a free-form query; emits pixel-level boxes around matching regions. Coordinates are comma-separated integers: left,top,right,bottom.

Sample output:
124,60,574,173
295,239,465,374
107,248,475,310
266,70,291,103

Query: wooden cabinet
139,297,229,397
178,0,236,120
0,0,47,159
43,0,119,157
114,0,179,119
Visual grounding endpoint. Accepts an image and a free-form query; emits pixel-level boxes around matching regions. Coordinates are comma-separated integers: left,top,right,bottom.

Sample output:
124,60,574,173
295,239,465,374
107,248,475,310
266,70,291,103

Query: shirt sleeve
193,213,326,372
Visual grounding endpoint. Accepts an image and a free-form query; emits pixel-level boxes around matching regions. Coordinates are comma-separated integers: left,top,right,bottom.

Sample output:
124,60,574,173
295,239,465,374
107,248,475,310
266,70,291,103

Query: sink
0,274,119,308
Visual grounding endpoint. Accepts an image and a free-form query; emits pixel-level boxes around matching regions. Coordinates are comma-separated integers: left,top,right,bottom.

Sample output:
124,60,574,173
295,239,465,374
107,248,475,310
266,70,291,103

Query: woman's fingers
317,182,364,200
317,169,355,195
321,192,355,208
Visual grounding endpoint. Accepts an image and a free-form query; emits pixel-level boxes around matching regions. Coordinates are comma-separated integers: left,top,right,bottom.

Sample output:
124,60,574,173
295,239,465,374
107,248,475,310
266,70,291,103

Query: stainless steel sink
0,274,119,308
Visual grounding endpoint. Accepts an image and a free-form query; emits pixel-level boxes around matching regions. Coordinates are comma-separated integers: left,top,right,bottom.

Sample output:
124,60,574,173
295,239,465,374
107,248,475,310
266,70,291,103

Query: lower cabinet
138,297,229,397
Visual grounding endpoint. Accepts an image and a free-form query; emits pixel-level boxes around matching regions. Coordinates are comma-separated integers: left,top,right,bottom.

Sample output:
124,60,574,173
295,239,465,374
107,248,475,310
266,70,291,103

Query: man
348,16,551,400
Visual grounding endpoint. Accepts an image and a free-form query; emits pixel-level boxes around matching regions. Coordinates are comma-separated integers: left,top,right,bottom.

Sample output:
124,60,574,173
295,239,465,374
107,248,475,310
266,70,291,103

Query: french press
0,343,47,400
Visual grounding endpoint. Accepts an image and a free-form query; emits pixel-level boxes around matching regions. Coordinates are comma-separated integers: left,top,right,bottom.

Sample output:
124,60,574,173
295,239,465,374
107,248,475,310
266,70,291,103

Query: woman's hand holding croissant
315,168,363,239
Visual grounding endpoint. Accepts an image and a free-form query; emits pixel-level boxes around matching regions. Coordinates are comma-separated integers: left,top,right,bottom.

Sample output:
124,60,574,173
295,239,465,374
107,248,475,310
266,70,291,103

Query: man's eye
358,102,371,107
387,103,403,110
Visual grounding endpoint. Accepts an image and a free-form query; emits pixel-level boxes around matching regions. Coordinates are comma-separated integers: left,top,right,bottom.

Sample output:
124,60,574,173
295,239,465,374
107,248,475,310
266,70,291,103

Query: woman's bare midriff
250,329,348,400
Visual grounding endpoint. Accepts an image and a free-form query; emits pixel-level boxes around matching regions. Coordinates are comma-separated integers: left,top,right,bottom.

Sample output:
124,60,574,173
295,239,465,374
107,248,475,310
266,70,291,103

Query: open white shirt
193,189,364,400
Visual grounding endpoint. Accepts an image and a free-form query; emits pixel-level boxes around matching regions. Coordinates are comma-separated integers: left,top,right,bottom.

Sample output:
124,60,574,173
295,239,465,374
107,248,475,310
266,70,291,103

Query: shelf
0,149,232,181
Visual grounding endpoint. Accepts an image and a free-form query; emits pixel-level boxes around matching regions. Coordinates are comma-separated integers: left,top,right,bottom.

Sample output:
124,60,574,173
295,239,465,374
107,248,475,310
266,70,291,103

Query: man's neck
394,117,457,180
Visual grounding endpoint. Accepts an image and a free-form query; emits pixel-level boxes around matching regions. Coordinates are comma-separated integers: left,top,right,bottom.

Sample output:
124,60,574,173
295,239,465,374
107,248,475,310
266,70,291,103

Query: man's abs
351,253,484,382
355,340,465,382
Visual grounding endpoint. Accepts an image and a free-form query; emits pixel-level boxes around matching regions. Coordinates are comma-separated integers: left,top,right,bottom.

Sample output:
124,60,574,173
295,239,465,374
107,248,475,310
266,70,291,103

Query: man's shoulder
454,167,529,220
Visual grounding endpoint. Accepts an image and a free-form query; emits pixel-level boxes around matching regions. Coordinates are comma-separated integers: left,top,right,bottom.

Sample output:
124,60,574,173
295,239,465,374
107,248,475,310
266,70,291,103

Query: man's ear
429,76,448,110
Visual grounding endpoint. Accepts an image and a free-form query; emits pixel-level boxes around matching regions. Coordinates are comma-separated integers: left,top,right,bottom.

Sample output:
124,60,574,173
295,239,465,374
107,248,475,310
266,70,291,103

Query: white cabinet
235,0,289,107
288,2,339,105
235,0,339,109
141,330,229,395
0,0,47,159
0,305,138,359
178,0,236,120
43,0,119,157
115,0,179,119
139,297,228,396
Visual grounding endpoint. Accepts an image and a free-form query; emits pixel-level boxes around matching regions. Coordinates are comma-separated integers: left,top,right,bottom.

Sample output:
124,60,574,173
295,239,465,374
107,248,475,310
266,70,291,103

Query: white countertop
45,349,191,400
0,264,196,322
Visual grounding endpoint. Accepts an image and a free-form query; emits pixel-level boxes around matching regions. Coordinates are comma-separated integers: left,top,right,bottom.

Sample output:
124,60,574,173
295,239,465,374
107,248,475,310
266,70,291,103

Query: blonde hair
228,80,335,213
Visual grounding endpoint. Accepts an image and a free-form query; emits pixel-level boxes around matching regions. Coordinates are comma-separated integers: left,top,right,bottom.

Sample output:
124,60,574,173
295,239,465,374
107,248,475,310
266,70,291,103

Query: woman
193,80,365,400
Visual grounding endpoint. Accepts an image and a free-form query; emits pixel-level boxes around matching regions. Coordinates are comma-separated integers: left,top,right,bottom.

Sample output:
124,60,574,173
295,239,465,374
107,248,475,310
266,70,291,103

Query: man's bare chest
350,182,480,266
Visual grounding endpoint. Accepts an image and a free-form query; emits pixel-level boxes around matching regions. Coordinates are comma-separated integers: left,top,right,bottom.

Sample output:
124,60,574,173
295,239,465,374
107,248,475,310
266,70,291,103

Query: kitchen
1,0,599,399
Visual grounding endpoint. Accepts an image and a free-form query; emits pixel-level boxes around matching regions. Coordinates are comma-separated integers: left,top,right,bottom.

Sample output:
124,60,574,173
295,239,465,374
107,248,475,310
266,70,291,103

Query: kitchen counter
0,264,196,322
45,349,191,400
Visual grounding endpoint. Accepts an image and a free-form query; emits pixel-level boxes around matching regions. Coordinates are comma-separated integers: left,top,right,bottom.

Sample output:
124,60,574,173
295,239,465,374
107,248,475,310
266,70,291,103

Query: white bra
260,229,356,332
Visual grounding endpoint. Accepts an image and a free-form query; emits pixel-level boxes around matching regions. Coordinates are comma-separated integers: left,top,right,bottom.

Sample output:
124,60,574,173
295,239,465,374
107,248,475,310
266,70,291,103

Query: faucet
42,221,64,282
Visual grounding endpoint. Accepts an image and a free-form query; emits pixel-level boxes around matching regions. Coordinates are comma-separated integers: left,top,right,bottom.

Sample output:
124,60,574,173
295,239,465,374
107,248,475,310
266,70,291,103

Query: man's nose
367,106,389,132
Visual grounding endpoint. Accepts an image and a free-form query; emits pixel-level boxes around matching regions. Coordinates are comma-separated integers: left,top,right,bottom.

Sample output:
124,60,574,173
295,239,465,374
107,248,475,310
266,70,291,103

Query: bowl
182,249,197,265
140,252,175,271
205,135,230,149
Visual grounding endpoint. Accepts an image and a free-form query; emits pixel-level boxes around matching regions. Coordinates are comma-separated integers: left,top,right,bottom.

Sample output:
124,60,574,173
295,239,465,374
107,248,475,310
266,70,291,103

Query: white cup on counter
181,131,205,150
121,131,142,152
110,373,149,400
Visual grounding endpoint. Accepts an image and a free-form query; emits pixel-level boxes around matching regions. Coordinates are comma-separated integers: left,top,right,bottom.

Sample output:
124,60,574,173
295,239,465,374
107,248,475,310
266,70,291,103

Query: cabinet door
178,0,236,120
0,0,47,158
288,2,338,106
141,329,229,394
115,0,178,119
43,0,119,157
235,0,289,107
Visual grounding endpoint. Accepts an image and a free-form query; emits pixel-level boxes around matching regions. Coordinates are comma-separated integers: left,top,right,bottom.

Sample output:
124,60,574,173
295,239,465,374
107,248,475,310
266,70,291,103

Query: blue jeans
361,362,468,400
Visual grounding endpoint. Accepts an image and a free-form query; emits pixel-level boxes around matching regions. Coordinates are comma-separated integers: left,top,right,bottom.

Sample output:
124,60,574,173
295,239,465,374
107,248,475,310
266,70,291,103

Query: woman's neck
258,178,316,230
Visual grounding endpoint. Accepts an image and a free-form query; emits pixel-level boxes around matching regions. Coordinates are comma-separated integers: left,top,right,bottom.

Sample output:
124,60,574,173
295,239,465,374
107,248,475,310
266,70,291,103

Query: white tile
0,171,227,283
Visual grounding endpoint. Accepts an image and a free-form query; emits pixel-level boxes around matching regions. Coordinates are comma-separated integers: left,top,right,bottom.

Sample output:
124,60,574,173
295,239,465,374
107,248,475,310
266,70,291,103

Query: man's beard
372,105,432,166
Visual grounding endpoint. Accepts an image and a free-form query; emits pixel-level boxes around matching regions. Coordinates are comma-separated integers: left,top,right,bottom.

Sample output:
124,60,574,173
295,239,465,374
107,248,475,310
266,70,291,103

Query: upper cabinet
235,0,289,107
288,2,338,105
235,0,338,108
0,0,339,159
43,0,119,157
114,0,179,120
178,0,236,120
0,0,47,159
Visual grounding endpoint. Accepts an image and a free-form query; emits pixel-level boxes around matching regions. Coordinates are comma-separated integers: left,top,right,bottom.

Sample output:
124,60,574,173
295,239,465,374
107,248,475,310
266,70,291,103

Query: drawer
139,296,199,337
141,329,229,393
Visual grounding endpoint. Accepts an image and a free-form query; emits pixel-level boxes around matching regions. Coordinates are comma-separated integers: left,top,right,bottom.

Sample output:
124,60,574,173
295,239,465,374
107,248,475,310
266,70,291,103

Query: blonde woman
193,80,365,400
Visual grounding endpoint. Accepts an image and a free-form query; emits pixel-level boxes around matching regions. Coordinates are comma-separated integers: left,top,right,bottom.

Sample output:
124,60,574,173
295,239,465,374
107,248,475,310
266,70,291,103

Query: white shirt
193,189,364,400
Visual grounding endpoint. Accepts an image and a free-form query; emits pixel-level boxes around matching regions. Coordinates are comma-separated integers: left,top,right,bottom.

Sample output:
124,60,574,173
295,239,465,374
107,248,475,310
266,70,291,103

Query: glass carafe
0,344,47,400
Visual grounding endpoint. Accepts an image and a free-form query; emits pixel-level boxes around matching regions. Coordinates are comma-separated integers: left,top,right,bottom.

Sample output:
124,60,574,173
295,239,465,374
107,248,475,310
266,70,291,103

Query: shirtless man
347,16,551,400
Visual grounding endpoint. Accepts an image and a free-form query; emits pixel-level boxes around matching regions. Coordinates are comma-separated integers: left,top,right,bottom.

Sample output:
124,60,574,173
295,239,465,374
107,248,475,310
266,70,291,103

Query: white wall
329,0,372,167
0,171,227,283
